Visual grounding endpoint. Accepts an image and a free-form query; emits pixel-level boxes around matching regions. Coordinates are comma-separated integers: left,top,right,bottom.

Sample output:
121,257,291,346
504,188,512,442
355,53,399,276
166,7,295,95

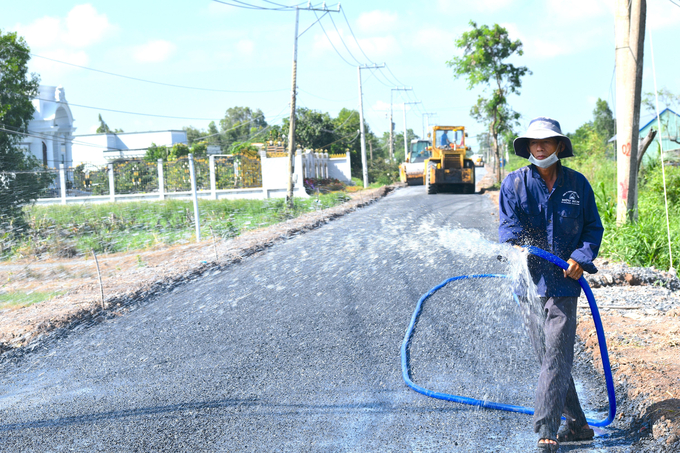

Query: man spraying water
498,117,604,452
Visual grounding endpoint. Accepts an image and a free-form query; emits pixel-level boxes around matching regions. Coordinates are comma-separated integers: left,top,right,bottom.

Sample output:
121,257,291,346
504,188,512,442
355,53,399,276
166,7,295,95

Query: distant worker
498,117,603,452
439,131,451,148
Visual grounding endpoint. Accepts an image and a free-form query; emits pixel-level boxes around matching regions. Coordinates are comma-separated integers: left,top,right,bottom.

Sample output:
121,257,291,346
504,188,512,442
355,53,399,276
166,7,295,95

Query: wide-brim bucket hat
513,117,573,159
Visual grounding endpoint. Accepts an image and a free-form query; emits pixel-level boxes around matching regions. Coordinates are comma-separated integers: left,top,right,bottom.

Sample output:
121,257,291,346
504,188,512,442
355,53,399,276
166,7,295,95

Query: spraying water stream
401,228,616,428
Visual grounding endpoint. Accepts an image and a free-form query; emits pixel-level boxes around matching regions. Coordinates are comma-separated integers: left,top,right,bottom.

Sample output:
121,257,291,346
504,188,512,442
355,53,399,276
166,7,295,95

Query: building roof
608,107,680,143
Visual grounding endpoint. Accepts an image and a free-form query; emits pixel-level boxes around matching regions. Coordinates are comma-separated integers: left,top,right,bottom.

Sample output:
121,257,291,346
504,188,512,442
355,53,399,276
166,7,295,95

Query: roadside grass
571,154,680,270
495,147,680,270
3,193,350,260
0,291,64,310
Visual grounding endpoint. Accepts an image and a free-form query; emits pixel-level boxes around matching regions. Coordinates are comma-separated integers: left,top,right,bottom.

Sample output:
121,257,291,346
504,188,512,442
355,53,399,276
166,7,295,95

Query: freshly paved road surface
0,183,631,451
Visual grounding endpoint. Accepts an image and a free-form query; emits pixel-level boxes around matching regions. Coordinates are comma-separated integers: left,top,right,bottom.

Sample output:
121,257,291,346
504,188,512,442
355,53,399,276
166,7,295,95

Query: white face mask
529,152,559,168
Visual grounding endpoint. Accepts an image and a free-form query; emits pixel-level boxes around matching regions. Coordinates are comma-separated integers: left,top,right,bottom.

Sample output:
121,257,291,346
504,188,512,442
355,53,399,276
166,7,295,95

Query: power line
212,0,286,11
37,98,221,121
313,10,355,67
30,53,288,94
327,13,363,65
384,64,407,87
297,88,355,102
340,7,376,65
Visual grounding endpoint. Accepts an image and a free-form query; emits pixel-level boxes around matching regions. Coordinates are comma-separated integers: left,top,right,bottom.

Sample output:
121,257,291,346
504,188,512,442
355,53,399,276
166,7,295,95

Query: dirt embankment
0,186,396,356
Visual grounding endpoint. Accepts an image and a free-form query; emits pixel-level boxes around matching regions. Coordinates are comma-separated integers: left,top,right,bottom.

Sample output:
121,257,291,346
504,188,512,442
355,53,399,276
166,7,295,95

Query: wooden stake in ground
92,249,105,310
209,226,219,262
615,0,647,224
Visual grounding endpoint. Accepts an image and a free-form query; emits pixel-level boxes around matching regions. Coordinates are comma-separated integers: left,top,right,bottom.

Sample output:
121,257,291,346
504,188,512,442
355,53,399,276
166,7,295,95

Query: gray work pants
521,296,588,438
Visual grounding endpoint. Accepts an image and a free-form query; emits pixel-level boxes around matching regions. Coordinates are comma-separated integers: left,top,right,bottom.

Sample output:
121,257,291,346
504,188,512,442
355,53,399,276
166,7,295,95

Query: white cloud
411,28,459,60
437,0,515,13
502,22,609,59
29,49,90,82
13,4,115,50
356,35,401,58
546,0,610,20
356,10,399,34
235,39,255,55
647,0,680,30
371,100,391,112
133,40,176,63
63,4,114,47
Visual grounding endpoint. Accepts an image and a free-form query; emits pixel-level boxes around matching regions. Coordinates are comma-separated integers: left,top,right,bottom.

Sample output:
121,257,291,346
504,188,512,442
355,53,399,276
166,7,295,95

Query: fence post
209,155,216,200
108,163,115,203
59,164,67,205
188,154,201,241
157,159,165,200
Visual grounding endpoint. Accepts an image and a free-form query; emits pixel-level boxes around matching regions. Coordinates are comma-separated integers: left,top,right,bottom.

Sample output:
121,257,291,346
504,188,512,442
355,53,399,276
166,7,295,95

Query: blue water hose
400,246,616,427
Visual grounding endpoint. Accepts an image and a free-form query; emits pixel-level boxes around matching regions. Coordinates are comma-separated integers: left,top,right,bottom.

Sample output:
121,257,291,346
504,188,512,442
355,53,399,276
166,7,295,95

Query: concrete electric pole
389,87,412,161
615,0,646,224
422,112,436,139
358,64,385,188
286,4,339,205
402,101,421,162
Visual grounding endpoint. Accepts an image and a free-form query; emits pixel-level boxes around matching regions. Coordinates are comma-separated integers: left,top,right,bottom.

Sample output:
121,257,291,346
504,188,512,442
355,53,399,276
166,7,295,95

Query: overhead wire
312,10,356,67
30,54,288,94
36,98,222,121
649,26,675,271
340,6,376,65
327,13,363,65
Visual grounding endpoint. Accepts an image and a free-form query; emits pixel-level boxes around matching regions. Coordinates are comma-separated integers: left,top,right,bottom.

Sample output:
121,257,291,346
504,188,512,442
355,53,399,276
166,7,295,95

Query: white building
71,130,188,166
20,85,76,169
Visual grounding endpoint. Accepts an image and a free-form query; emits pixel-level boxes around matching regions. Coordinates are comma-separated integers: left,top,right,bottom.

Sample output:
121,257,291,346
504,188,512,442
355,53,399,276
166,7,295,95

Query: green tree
642,88,679,114
219,106,267,149
393,128,419,163
96,114,123,134
282,107,335,151
183,126,203,145
330,108,365,176
447,21,530,182
593,98,616,142
0,30,52,233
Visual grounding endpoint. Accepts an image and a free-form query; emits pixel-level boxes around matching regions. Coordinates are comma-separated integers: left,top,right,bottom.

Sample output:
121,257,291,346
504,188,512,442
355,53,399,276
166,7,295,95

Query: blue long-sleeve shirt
498,163,604,297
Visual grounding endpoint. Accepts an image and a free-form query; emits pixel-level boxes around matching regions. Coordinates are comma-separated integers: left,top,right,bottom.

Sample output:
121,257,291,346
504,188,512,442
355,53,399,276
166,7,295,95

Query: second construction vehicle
399,139,431,185
424,125,475,194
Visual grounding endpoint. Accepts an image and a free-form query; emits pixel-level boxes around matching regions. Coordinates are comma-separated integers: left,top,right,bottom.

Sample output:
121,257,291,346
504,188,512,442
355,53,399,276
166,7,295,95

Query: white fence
35,150,352,205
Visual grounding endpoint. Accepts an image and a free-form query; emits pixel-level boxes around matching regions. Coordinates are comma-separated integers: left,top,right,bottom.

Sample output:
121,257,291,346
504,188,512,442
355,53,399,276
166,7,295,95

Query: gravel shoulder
2,183,679,450
0,187,394,356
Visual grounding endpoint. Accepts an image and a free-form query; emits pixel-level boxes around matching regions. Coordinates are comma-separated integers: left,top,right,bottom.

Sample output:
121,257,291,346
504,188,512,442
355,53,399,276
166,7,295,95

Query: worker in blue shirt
440,130,452,148
499,117,603,452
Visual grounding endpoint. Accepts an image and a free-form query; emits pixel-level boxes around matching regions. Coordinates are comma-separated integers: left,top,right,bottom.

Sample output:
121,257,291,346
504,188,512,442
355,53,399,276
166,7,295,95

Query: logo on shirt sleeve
562,190,580,205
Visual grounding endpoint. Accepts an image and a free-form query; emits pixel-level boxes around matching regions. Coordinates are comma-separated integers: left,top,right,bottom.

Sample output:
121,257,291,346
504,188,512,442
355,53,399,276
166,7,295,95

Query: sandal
556,424,594,442
537,438,559,452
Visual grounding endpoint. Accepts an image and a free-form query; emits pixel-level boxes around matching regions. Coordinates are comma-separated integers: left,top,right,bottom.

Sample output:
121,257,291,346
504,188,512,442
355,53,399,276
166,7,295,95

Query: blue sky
4,0,680,150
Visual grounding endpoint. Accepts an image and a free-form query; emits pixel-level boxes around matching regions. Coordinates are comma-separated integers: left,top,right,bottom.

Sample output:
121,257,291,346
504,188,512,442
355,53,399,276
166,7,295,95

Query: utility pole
402,101,421,162
390,87,412,161
422,112,436,138
615,0,646,224
358,63,385,188
285,3,339,206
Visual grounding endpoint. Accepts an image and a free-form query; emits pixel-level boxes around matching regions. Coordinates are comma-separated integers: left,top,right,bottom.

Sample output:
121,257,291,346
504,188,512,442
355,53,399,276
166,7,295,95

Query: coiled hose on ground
400,245,616,427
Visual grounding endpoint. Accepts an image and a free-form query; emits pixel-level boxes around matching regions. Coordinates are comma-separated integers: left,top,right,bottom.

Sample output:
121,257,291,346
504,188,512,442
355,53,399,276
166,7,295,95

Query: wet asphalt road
0,183,632,452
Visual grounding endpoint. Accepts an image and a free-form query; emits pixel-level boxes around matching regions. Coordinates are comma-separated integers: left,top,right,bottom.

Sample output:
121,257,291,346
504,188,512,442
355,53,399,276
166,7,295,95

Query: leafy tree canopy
642,88,679,114
0,30,52,232
219,106,267,148
593,98,615,141
283,108,335,150
446,21,530,181
96,114,123,134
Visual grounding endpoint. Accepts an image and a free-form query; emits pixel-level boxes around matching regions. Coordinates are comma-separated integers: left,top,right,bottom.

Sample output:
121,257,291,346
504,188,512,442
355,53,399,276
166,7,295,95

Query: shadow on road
0,398,467,432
